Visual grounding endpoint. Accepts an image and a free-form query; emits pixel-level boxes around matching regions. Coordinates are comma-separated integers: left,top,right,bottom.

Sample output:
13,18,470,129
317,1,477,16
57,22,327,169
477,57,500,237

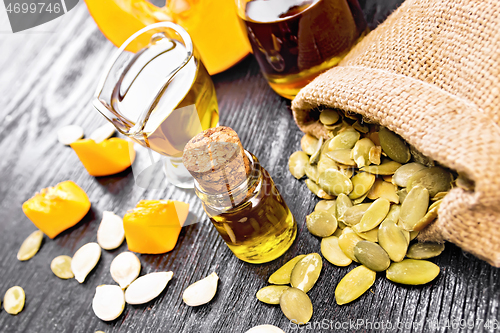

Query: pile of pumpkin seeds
283,108,455,314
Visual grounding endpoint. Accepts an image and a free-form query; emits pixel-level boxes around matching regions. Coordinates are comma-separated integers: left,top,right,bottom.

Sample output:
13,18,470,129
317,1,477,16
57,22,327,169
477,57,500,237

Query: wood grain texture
0,2,499,333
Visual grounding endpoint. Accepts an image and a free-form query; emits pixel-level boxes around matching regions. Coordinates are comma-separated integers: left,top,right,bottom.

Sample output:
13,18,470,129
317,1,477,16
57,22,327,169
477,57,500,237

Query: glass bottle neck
193,150,262,212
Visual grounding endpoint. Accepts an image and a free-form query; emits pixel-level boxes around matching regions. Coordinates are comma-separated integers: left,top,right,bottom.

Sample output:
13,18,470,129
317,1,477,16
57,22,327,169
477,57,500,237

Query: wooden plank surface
0,2,499,333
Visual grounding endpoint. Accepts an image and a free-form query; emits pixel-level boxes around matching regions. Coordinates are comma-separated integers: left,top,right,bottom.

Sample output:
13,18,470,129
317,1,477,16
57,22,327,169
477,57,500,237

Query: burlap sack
292,0,500,266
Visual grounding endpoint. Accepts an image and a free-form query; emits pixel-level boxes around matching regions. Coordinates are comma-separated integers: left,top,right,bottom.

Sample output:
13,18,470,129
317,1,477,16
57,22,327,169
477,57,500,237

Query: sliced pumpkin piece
70,138,135,177
123,200,189,254
83,0,251,75
22,181,91,239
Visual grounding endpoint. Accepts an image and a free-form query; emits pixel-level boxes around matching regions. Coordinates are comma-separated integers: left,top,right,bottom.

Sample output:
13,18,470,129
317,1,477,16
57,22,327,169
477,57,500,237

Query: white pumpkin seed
110,252,141,289
57,125,84,145
17,230,43,261
97,211,125,250
126,271,173,305
3,286,25,315
182,272,218,306
92,285,125,321
90,123,116,144
51,255,74,279
71,242,101,283
245,325,285,333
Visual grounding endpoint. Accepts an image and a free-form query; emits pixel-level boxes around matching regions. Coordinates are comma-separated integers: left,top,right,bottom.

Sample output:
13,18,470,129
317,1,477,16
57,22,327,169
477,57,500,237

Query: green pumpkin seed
407,166,453,197
317,156,338,175
393,163,426,187
319,109,340,125
309,137,324,164
338,203,371,226
361,159,402,175
338,228,363,262
51,255,74,279
355,227,379,243
269,255,307,284
338,166,355,178
413,200,441,231
328,130,360,151
368,146,382,165
352,192,369,204
333,228,344,237
396,189,408,204
301,134,318,155
406,243,445,259
351,138,375,168
288,151,309,179
410,230,419,241
306,211,337,237
348,172,376,200
290,253,322,293
318,169,353,196
305,179,334,199
353,198,390,233
305,163,320,183
279,288,313,324
336,194,353,219
428,199,442,211
17,230,43,261
386,259,440,285
378,220,408,262
383,204,401,223
325,149,356,166
409,145,434,166
367,179,399,203
314,200,336,215
378,127,410,163
3,286,25,315
399,185,430,231
352,121,369,133
335,265,376,305
354,241,390,272
256,285,290,304
456,174,474,191
321,236,352,267
432,192,448,201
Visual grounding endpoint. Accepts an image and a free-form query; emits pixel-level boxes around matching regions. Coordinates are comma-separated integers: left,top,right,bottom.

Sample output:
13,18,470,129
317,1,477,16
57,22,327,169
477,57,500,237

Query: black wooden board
0,2,499,333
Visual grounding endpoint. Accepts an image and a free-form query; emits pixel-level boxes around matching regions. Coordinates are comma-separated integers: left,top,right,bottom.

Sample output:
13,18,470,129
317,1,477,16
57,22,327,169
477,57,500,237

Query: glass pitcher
93,22,219,188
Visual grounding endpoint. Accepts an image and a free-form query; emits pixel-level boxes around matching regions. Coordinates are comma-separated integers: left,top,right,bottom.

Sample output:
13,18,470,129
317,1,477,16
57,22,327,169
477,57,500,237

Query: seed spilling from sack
287,108,453,306
183,272,219,306
17,230,44,261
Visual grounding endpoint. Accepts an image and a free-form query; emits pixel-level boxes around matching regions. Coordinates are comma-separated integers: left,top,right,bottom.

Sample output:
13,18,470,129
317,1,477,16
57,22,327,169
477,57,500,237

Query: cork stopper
182,126,251,193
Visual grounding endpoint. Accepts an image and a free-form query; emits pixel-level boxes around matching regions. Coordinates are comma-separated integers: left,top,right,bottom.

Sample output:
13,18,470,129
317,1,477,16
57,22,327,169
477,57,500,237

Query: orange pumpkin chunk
70,138,136,177
123,200,189,254
22,181,91,239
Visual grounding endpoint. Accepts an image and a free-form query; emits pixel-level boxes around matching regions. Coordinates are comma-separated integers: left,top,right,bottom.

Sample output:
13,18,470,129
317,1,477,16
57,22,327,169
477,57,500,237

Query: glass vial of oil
183,126,296,263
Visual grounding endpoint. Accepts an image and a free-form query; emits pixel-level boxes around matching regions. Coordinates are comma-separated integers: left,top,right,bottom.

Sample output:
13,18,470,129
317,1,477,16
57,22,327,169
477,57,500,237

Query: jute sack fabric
292,0,500,266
